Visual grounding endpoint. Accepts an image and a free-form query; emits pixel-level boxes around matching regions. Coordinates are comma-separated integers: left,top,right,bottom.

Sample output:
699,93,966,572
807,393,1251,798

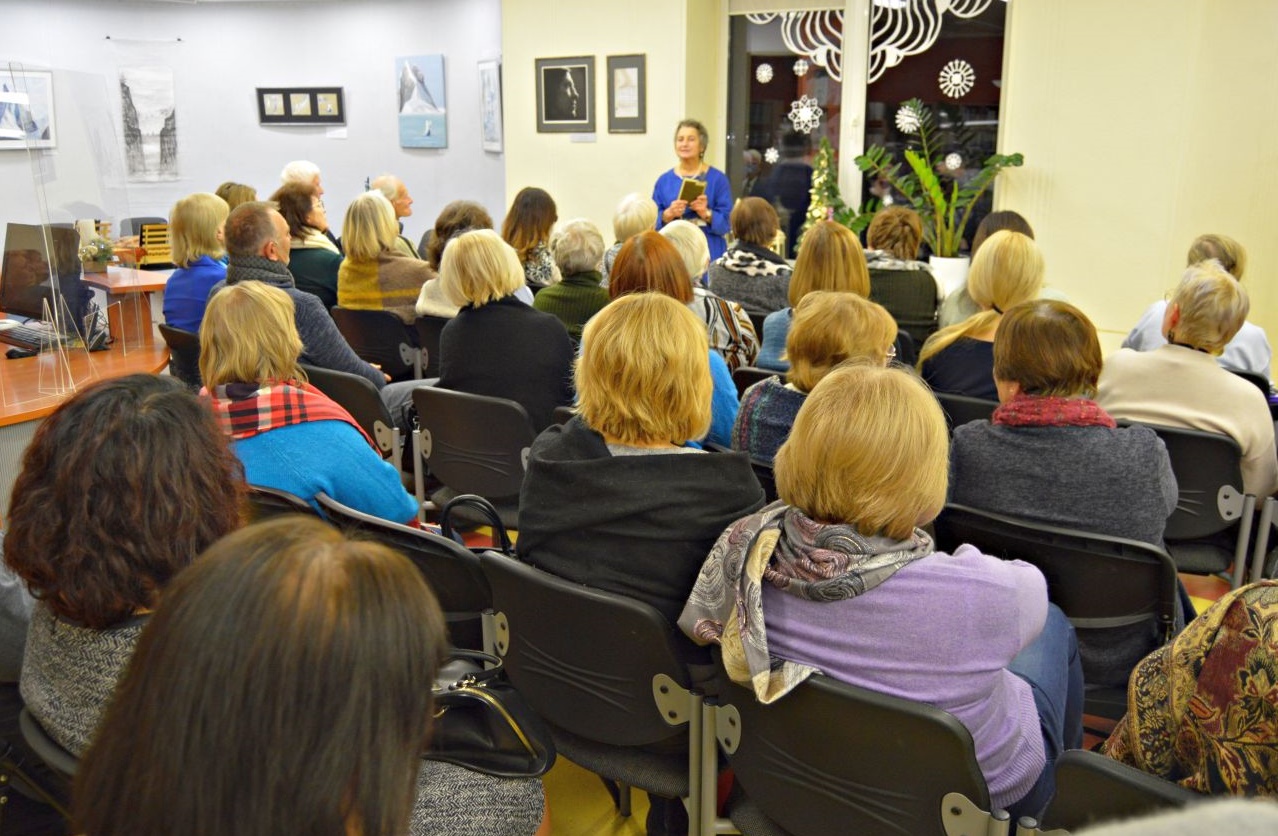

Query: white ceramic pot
929,255,971,297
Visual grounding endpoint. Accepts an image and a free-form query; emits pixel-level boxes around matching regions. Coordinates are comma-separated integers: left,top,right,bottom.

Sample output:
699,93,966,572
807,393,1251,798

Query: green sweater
531,270,609,341
289,247,342,310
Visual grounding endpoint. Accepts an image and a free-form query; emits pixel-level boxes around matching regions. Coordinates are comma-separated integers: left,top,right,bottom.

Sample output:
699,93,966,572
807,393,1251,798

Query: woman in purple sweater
681,362,1083,822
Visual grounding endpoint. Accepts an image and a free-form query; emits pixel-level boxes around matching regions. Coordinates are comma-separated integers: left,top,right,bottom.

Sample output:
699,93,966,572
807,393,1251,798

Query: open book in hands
677,177,706,203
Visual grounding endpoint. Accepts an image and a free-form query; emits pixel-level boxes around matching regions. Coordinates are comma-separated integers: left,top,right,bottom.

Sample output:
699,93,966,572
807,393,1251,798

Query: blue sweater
756,308,792,372
234,421,417,524
653,166,733,262
162,255,226,332
706,350,737,448
731,376,805,463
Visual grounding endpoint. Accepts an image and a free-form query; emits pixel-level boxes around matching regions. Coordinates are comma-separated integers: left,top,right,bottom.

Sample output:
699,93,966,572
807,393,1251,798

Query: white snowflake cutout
938,59,976,98
793,58,810,77
787,95,823,134
894,104,920,134
756,63,774,84
764,147,780,164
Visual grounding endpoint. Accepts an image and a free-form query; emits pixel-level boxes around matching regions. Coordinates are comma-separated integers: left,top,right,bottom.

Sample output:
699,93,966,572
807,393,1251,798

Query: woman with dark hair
707,196,792,313
74,517,548,836
501,186,560,289
270,180,342,309
653,118,733,262
5,373,244,756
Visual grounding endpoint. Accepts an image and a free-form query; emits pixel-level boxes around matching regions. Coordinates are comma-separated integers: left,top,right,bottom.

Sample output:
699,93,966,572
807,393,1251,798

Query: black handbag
439,494,514,555
425,649,556,778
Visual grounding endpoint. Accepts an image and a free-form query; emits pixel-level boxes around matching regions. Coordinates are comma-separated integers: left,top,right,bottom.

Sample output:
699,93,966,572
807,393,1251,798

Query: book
677,177,706,203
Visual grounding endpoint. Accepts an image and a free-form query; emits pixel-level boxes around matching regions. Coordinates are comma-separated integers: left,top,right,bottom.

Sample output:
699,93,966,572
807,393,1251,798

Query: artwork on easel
397,54,447,149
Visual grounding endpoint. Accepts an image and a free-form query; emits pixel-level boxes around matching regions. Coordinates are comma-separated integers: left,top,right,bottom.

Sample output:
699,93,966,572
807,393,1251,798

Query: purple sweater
761,544,1048,810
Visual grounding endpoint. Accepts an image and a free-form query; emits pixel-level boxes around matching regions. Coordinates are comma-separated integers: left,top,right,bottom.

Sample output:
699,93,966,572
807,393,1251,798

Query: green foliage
804,137,845,235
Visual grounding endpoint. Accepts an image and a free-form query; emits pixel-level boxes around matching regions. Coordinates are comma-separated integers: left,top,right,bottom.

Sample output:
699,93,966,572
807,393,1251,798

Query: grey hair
280,160,320,184
551,218,605,276
370,174,403,203
612,193,658,242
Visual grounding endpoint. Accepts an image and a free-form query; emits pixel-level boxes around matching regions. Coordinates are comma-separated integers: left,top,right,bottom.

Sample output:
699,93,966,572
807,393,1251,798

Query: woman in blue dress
653,118,732,263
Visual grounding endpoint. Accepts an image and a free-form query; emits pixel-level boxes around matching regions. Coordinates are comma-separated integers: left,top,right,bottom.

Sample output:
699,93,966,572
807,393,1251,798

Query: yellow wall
1000,0,1278,351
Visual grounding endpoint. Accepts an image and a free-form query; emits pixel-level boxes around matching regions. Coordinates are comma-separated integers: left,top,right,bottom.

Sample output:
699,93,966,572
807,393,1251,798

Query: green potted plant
77,235,114,274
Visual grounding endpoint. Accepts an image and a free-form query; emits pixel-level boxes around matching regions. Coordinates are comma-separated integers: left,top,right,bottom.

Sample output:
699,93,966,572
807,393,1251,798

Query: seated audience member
437,230,574,432
337,190,432,323
161,192,230,332
5,374,243,756
734,291,897,464
609,231,739,448
214,181,257,212
1098,261,1278,497
271,180,342,310
533,218,609,342
370,173,420,259
756,220,871,371
681,363,1083,823
919,230,1045,400
864,205,940,299
1104,580,1278,796
603,193,659,282
74,518,547,836
416,200,535,319
502,186,560,289
201,281,417,523
661,219,759,371
951,299,1180,686
707,197,792,313
280,159,341,253
1122,234,1272,380
939,211,1035,328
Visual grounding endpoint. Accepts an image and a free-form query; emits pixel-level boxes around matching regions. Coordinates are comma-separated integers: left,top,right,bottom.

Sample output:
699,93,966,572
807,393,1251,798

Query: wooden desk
82,266,172,341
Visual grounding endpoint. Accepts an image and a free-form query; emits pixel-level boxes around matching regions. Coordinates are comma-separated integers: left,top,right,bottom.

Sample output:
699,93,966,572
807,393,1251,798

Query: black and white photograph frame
606,54,646,133
0,70,56,150
535,56,594,134
256,87,345,126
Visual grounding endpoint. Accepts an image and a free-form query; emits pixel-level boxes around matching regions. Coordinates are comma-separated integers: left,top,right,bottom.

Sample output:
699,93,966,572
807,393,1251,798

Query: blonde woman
661,219,760,370
756,220,872,371
161,192,230,332
733,291,897,463
919,230,1045,399
201,280,417,523
337,190,433,323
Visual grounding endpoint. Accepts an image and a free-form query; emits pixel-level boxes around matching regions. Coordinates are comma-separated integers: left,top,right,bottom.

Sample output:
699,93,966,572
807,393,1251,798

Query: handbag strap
439,493,514,554
436,648,503,688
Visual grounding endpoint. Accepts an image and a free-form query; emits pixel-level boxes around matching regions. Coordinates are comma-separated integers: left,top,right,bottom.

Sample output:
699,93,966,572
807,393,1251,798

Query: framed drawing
606,54,645,133
0,70,56,149
535,56,594,134
256,87,345,126
478,59,503,152
396,54,447,149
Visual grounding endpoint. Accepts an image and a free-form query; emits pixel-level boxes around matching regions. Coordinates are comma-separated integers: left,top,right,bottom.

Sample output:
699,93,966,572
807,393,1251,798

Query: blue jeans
1005,604,1084,823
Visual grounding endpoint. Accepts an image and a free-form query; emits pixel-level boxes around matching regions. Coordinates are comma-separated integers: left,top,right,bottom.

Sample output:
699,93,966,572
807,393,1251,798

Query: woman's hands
665,195,710,223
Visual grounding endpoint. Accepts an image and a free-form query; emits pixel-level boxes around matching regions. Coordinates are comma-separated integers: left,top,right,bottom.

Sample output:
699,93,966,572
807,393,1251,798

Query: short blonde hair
214,182,257,212
551,218,605,275
613,193,658,242
170,193,229,267
200,281,306,388
867,206,923,261
786,292,898,392
775,363,949,539
439,229,526,308
1168,261,1250,355
660,220,710,286
1187,234,1246,280
789,221,870,307
576,294,711,445
342,191,399,263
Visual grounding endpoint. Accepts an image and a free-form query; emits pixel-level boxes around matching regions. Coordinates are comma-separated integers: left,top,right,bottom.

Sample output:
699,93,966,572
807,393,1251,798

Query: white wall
0,0,504,248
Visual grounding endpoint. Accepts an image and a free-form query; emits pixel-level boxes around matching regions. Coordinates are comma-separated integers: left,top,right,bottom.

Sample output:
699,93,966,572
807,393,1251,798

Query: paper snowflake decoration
764,147,780,164
938,59,976,98
944,153,963,171
755,63,773,84
788,95,823,134
894,104,920,134
793,58,810,77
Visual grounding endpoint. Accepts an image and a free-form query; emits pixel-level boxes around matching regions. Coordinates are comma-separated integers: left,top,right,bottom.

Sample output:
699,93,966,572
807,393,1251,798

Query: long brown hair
501,186,557,263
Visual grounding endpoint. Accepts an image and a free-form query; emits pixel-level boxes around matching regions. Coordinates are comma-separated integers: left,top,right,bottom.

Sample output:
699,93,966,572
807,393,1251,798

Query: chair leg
687,692,703,836
1253,497,1276,584
1230,495,1257,589
412,429,426,525
617,781,631,817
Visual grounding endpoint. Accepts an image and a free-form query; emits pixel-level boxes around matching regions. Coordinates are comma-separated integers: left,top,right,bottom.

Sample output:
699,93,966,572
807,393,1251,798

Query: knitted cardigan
338,250,434,323
531,270,609,341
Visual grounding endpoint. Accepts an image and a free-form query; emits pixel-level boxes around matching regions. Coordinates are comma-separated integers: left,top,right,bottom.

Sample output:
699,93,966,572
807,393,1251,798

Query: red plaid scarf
203,381,379,452
992,393,1117,428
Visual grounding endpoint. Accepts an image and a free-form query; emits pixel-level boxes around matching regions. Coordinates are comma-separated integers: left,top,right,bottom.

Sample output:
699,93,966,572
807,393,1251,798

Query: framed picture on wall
535,56,594,133
606,54,645,133
256,87,345,125
0,70,56,150
478,59,503,152
396,54,447,149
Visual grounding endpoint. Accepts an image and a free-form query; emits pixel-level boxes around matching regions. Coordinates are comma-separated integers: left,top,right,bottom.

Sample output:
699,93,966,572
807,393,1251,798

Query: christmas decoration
764,147,780,165
755,63,774,84
793,58,810,76
895,104,921,134
788,95,823,134
938,59,976,98
804,136,846,238
944,152,963,171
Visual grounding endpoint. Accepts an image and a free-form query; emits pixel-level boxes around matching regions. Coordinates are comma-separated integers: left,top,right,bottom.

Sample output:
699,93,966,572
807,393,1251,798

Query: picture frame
478,59,503,152
256,87,345,126
606,54,646,134
0,70,56,150
535,56,594,134
396,54,447,149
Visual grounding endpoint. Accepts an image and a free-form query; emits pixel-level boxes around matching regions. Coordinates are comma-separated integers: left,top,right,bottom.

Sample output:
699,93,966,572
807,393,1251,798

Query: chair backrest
1036,749,1199,832
157,323,202,391
1134,422,1250,540
743,308,769,341
413,387,536,500
479,550,693,747
118,216,166,237
245,484,318,521
714,669,993,836
330,306,420,381
300,363,398,458
868,267,939,346
19,708,77,780
414,314,448,378
933,504,1179,642
732,366,775,400
551,404,575,425
1232,369,1272,397
750,455,777,504
138,223,173,268
934,391,997,432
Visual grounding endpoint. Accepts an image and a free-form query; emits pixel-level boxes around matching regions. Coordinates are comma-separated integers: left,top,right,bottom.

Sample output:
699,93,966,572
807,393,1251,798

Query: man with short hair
370,174,419,259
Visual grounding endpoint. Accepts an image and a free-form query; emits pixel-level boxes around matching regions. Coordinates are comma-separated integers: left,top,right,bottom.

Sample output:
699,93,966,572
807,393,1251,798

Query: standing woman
501,186,561,290
161,192,230,333
653,118,733,263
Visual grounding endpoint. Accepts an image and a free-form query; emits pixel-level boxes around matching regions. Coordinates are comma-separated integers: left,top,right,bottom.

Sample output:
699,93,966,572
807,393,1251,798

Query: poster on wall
256,87,345,125
397,54,447,149
120,66,178,182
536,56,594,134
606,54,645,133
0,70,56,150
478,59,502,153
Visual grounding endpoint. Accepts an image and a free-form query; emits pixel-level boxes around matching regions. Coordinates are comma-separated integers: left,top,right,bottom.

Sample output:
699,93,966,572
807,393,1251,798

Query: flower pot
929,255,971,297
82,261,109,274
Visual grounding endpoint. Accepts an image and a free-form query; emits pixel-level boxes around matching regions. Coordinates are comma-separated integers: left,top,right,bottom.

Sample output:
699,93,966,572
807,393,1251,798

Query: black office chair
300,363,402,463
743,308,769,343
1021,749,1199,834
330,306,421,382
157,323,201,391
732,366,775,400
19,709,77,784
749,456,777,504
934,391,998,433
479,551,712,834
414,314,448,378
551,404,575,425
1232,369,1272,397
0,707,75,823
712,666,1010,836
868,267,940,347
316,492,491,650
245,484,318,522
933,504,1179,720
412,387,536,530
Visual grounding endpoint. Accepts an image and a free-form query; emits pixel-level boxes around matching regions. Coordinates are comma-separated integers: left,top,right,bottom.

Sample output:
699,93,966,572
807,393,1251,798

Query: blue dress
162,254,226,332
653,166,733,262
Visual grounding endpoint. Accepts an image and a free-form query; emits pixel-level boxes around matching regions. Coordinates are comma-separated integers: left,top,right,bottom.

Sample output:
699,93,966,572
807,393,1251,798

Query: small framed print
256,87,345,125
0,70,56,149
535,56,594,134
606,54,645,133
